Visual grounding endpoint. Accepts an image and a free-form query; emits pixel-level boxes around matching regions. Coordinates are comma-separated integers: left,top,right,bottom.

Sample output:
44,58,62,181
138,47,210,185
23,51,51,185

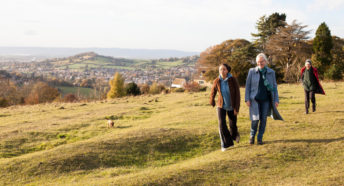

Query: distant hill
45,52,197,70
0,47,200,61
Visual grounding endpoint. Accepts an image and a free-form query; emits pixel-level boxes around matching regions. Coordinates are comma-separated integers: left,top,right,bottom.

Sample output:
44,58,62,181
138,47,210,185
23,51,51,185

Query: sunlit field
1,82,343,185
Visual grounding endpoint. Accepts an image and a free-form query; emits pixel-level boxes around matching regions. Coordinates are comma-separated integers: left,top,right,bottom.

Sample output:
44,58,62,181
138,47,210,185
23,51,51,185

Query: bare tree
265,20,312,82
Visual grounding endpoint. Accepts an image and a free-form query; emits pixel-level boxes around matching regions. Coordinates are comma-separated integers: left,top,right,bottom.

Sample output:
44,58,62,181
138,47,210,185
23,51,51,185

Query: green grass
57,86,98,98
0,82,344,185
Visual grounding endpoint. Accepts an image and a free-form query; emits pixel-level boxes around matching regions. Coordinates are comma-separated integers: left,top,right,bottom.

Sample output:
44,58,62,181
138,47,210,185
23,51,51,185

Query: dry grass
0,82,344,185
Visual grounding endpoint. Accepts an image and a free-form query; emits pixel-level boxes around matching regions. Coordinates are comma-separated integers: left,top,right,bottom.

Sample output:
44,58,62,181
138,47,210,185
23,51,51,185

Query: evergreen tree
312,22,333,78
107,72,125,98
252,12,286,51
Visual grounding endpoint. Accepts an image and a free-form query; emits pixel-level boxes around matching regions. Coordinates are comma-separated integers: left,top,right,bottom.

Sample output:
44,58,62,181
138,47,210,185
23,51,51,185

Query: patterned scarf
259,67,275,92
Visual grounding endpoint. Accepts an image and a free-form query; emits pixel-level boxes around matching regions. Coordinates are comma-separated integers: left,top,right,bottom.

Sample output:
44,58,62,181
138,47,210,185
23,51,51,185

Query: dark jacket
210,76,240,114
300,66,325,95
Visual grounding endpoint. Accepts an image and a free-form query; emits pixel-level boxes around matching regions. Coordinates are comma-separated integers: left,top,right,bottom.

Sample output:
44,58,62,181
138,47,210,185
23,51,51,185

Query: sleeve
234,77,241,112
245,69,252,102
273,71,279,103
209,80,217,107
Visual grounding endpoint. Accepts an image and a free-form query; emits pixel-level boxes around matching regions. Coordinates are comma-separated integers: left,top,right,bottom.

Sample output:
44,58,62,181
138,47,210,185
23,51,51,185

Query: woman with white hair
245,53,282,145
300,59,325,114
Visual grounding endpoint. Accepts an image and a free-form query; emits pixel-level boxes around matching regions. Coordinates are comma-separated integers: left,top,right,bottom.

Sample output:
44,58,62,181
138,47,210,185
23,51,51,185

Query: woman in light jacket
210,64,241,151
245,53,282,145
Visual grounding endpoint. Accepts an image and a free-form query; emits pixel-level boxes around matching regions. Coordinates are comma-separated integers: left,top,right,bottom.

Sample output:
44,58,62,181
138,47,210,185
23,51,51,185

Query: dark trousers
304,90,316,112
217,107,238,148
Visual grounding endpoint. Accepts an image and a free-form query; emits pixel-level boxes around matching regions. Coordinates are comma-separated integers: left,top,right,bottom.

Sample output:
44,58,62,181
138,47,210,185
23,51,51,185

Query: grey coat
245,67,282,121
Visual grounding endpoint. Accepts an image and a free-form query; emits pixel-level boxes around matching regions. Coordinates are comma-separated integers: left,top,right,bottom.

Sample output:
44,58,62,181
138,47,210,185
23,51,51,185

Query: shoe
249,136,254,145
221,147,229,152
312,107,316,112
305,110,309,114
235,133,240,143
257,140,263,145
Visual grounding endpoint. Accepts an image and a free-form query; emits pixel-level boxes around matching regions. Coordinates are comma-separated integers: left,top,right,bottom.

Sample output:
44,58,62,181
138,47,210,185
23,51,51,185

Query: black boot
312,105,316,112
249,136,255,145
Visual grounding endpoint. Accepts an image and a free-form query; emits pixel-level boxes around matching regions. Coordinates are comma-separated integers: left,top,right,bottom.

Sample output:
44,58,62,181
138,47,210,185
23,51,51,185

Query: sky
0,0,343,52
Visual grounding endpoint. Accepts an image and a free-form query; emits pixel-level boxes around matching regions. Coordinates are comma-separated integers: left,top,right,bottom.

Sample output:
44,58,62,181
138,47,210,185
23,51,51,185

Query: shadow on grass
265,136,344,144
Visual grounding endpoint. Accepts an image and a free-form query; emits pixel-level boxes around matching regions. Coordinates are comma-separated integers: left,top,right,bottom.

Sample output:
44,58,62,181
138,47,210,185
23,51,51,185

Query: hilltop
0,47,200,62
45,52,197,71
0,82,344,185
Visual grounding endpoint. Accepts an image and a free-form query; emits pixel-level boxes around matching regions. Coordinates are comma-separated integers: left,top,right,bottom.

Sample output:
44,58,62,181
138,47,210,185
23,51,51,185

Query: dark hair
220,63,231,72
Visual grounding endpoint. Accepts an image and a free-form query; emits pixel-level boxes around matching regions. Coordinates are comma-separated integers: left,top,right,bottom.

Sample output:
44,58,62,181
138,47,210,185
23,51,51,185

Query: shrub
125,82,141,96
63,94,78,102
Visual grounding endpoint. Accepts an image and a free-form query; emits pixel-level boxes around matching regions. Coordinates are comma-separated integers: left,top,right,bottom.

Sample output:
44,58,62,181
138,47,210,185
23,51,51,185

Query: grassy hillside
0,82,343,185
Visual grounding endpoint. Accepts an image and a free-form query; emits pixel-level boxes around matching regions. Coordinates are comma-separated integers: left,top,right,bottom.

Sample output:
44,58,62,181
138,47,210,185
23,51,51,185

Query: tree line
197,13,344,85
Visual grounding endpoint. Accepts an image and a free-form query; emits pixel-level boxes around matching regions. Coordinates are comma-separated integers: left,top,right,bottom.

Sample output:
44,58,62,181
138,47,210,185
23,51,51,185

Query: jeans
250,100,270,141
217,107,238,148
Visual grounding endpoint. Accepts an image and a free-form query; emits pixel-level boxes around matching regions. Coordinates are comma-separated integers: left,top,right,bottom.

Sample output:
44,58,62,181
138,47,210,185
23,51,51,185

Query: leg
250,119,259,143
217,107,234,148
257,100,270,143
310,91,316,112
228,110,239,142
304,89,310,114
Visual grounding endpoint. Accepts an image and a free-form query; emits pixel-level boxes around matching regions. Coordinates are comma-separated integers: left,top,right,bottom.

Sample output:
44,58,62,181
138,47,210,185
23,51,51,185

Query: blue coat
245,67,282,121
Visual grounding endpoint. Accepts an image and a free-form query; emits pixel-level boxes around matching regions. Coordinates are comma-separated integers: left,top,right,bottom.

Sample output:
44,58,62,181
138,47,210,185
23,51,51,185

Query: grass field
0,82,343,185
57,86,99,98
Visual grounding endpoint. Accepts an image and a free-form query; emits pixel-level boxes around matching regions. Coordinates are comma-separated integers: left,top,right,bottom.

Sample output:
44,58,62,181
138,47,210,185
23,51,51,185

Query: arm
209,80,217,107
233,77,240,115
273,71,279,106
245,69,252,106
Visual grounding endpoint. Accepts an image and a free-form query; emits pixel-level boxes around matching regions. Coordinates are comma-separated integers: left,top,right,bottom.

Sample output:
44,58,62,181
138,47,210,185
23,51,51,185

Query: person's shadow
264,136,344,144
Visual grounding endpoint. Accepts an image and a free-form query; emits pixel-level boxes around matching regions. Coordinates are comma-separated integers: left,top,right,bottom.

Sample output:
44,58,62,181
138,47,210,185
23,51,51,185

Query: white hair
256,53,269,63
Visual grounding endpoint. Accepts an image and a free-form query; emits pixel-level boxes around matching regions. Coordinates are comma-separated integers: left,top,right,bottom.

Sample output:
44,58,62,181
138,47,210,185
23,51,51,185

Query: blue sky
0,0,343,52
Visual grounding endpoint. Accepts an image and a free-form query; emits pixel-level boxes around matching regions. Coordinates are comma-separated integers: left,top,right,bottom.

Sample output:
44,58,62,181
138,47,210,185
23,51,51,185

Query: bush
140,84,150,94
172,88,185,93
25,82,60,105
184,82,201,92
125,82,141,96
63,94,78,102
0,97,9,107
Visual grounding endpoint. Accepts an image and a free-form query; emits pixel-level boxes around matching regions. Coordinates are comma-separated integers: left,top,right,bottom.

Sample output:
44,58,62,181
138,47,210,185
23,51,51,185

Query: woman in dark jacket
210,64,241,151
300,59,325,114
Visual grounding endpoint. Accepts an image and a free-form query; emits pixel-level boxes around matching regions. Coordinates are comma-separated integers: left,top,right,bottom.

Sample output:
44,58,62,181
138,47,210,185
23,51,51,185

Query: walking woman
300,59,325,114
210,64,241,151
245,53,282,145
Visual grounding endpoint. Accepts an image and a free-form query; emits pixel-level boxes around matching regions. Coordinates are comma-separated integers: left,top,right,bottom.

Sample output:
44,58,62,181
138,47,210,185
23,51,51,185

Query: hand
275,102,279,107
246,101,251,107
234,110,238,116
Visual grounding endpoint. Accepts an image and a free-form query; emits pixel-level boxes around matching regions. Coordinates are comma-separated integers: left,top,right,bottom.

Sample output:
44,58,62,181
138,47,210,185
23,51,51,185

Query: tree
252,12,287,51
265,20,312,82
125,82,141,96
312,22,333,78
25,82,60,104
197,39,256,85
325,36,344,80
107,72,125,98
149,82,163,94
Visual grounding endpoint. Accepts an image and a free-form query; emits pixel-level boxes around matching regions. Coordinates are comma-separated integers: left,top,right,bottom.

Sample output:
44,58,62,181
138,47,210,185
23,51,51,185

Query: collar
254,66,272,73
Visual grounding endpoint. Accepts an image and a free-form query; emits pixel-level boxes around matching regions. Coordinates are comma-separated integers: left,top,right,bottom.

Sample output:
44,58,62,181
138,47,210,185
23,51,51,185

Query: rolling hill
0,82,343,185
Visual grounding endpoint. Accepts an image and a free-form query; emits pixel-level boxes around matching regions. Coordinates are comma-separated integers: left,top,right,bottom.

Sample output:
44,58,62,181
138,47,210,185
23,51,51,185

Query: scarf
259,67,275,92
